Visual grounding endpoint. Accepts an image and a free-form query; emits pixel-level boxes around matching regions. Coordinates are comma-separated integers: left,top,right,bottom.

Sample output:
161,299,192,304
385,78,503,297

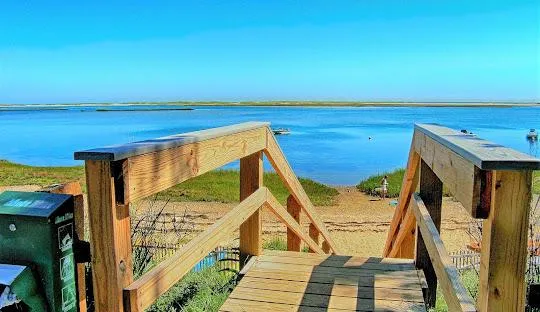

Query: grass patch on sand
146,266,235,312
162,169,338,206
357,169,540,198
263,236,310,253
356,169,405,198
0,160,86,187
0,160,338,206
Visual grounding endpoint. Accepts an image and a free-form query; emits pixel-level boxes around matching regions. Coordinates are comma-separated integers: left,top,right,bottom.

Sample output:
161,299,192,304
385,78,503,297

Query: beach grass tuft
356,168,405,198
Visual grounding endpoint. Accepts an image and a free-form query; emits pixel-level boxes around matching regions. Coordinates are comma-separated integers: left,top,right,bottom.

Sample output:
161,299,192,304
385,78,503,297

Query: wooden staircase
74,122,540,312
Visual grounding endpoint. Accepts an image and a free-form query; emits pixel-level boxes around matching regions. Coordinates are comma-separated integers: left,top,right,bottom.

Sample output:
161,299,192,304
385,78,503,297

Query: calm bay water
1,105,539,185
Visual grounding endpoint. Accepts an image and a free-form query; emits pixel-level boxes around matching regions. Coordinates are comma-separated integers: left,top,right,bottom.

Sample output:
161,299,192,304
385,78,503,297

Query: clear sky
0,1,538,104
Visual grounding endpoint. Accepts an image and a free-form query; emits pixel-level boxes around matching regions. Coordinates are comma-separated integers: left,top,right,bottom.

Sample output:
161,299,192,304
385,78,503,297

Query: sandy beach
129,186,474,256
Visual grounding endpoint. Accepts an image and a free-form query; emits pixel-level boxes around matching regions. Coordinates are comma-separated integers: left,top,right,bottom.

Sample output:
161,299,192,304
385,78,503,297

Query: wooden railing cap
415,123,540,170
74,121,270,161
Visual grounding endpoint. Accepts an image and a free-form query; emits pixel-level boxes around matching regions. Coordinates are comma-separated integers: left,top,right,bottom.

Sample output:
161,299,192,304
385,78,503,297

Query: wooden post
239,151,263,265
286,195,302,251
85,160,133,312
415,160,443,308
308,223,320,253
477,170,532,311
322,240,331,253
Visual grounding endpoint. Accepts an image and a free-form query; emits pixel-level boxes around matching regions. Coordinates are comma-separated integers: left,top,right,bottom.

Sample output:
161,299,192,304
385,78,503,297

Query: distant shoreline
1,101,539,108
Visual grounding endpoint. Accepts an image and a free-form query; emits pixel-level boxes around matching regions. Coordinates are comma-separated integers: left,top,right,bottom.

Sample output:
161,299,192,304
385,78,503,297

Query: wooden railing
74,122,338,312
384,123,540,311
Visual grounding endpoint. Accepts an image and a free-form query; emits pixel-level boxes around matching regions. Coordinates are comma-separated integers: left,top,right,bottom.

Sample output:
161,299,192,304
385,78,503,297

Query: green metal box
0,191,78,311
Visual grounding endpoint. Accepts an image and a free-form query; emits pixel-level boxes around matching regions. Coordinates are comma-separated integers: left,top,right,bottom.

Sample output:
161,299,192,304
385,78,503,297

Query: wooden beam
411,194,477,312
322,240,331,253
286,195,302,252
414,123,540,170
75,121,270,161
264,129,338,254
477,170,532,312
415,159,443,308
384,137,420,257
41,182,87,312
265,191,325,254
387,204,416,259
126,127,266,202
240,151,263,264
308,223,320,253
414,130,489,218
124,187,268,312
85,160,133,312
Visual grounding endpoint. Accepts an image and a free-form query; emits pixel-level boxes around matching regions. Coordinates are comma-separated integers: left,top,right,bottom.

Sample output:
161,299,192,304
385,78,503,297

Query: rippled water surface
1,105,539,185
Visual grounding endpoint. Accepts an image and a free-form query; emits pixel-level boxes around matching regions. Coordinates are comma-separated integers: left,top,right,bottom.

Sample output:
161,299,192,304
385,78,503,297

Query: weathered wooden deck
221,250,426,312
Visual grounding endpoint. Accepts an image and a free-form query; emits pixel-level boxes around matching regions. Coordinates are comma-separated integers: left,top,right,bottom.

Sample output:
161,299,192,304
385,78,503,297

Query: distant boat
527,129,538,140
272,128,291,135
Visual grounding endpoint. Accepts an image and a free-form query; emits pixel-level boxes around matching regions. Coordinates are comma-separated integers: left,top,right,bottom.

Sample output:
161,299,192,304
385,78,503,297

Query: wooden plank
478,170,532,312
75,121,270,161
415,123,540,170
124,187,267,312
253,261,419,278
387,204,416,259
220,298,339,312
264,129,338,253
262,250,415,265
415,159,443,308
257,255,415,271
414,130,489,218
265,191,324,254
238,256,258,277
126,127,266,201
286,195,302,252
85,160,133,312
239,151,263,264
236,276,425,302
411,194,477,312
41,182,87,312
384,138,420,256
308,223,320,253
245,267,423,290
227,287,427,311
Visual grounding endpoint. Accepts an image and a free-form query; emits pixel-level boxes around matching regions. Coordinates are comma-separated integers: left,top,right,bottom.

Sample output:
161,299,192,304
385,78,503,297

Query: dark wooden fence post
415,159,443,308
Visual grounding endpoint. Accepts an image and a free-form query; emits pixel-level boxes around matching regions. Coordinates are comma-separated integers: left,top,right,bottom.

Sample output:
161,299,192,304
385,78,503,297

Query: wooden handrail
74,121,270,161
415,124,540,170
124,126,267,203
411,193,476,312
76,122,340,312
264,129,339,254
124,187,268,312
385,124,539,311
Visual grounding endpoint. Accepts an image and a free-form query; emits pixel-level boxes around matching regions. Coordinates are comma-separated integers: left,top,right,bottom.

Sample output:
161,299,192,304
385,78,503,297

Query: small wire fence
132,243,240,273
449,250,480,271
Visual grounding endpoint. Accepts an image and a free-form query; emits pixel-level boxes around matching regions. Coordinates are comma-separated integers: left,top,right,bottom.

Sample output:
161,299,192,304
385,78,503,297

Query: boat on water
527,129,538,140
272,128,291,135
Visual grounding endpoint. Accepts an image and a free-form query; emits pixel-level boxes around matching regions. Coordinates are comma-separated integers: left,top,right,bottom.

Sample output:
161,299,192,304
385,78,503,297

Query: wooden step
220,250,427,312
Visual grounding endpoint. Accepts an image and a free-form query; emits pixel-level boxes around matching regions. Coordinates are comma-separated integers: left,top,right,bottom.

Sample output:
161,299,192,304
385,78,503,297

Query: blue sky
0,1,538,104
